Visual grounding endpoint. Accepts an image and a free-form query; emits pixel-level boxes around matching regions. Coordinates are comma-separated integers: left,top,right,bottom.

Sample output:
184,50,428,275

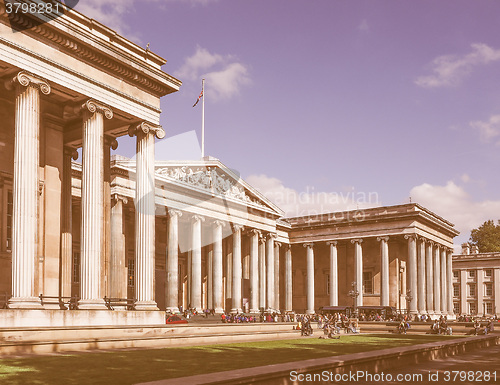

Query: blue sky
77,0,500,247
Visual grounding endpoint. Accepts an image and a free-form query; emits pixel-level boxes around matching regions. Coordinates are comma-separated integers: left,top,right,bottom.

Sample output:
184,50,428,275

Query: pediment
154,159,284,216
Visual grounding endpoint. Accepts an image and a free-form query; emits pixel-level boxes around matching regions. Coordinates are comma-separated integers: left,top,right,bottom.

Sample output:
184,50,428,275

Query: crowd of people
429,316,452,335
220,312,297,323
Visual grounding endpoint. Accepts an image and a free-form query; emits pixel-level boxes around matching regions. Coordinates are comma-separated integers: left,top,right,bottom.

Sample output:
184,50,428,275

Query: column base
8,297,43,309
134,301,159,311
306,310,315,315
166,306,179,314
249,308,260,314
78,299,107,310
231,308,243,314
214,307,225,314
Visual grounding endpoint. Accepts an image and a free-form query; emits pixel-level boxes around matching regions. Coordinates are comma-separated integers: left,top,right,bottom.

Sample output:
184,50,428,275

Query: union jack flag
192,89,203,107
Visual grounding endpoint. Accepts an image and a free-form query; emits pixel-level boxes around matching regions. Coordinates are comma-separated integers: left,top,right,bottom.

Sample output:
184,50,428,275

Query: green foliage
470,220,500,253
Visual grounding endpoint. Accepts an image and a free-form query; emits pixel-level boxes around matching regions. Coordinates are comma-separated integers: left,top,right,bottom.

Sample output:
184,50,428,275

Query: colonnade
302,235,454,316
7,71,162,310
162,214,294,314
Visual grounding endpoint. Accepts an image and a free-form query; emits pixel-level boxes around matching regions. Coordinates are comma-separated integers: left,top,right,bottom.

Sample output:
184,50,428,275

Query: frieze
156,166,265,208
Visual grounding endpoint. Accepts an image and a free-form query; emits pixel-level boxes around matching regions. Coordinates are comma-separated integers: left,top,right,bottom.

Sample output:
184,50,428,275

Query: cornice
0,4,181,97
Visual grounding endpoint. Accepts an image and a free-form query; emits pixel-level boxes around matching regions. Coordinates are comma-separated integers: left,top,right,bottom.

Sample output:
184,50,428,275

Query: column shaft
447,251,454,316
166,210,182,312
266,235,275,311
352,239,363,307
305,243,315,314
259,237,266,310
274,242,281,310
328,241,338,306
79,101,112,309
213,221,224,313
377,237,390,307
285,245,293,312
191,215,204,311
231,225,243,313
109,196,128,301
249,230,260,313
434,245,441,315
406,234,418,314
441,248,447,314
9,72,50,309
418,239,426,314
426,242,434,315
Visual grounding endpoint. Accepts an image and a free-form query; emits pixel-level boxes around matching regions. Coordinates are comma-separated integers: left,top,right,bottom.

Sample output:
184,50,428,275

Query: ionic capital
351,238,363,245
247,228,261,238
303,242,314,249
168,209,183,219
213,219,226,228
404,234,417,241
82,99,113,120
112,194,128,205
377,236,389,243
233,224,245,232
326,240,338,247
5,71,51,95
275,241,282,248
64,147,79,161
265,233,277,241
128,122,165,139
104,136,118,150
192,214,205,224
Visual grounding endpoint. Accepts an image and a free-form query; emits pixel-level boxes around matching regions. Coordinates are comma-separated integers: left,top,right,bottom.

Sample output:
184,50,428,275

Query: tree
469,220,500,253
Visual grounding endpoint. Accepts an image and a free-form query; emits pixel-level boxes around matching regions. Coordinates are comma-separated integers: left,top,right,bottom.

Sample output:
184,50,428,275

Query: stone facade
0,2,461,326
452,244,500,317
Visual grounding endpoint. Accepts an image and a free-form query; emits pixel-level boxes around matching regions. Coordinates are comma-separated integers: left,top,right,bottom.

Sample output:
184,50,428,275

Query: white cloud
410,181,500,245
175,46,251,101
246,174,381,218
470,114,500,144
415,43,500,88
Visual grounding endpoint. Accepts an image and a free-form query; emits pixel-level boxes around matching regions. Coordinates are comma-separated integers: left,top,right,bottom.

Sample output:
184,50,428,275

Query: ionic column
434,244,441,315
327,241,338,306
284,245,293,312
166,209,182,313
129,122,164,310
212,220,225,314
249,229,261,313
231,224,244,313
426,241,434,315
266,233,276,311
418,238,427,314
109,195,128,301
79,100,113,310
190,215,205,312
274,241,281,311
447,249,454,316
440,247,447,314
405,234,418,315
7,71,50,309
351,239,363,307
258,236,266,310
61,147,78,299
377,237,389,307
304,243,315,314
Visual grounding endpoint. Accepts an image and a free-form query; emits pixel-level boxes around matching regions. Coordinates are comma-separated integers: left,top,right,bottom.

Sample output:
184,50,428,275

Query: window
453,302,460,314
363,271,373,294
72,252,80,283
127,259,135,287
469,302,476,315
6,190,12,250
485,269,493,278
468,283,476,298
453,270,459,280
468,270,476,279
485,302,493,315
485,282,493,297
453,284,460,298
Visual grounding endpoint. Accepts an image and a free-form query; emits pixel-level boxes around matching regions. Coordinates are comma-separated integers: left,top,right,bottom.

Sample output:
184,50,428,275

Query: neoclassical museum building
0,2,462,326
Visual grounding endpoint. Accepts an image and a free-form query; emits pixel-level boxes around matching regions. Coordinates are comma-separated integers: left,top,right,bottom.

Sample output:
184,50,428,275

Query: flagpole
201,78,205,158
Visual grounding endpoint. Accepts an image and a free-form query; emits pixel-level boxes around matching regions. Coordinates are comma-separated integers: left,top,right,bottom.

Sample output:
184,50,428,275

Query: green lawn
0,334,458,385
